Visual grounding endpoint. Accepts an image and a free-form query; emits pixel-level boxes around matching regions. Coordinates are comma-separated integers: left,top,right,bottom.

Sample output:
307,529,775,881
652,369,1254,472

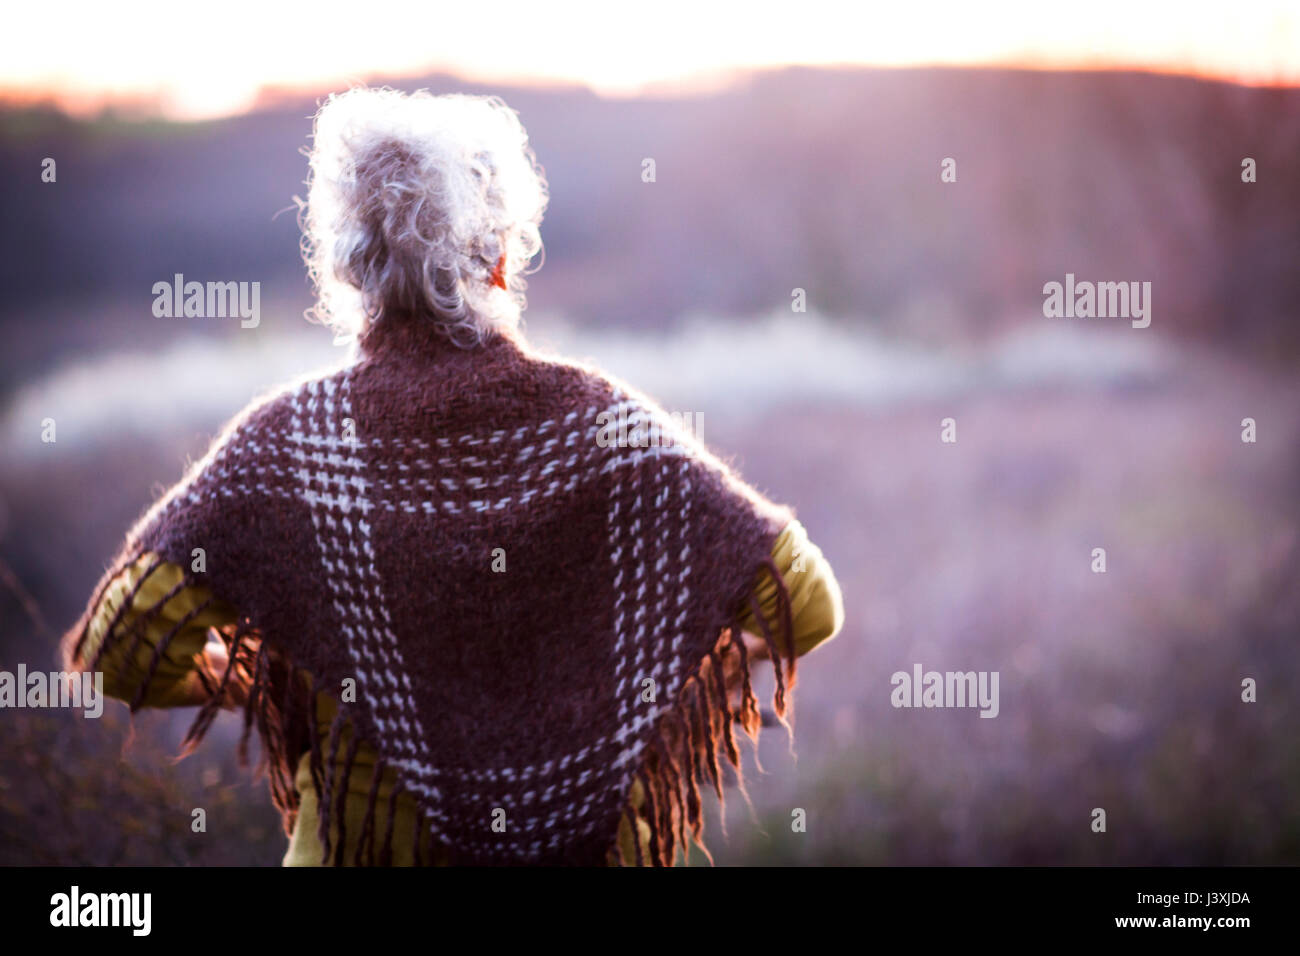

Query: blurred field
703,345,1300,865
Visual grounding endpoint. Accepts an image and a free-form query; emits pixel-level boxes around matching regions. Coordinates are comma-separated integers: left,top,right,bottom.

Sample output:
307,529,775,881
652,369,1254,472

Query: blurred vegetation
0,705,283,866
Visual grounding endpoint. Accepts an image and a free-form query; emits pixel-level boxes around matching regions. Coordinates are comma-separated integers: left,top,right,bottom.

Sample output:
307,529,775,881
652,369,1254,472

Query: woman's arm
66,554,240,708
736,519,844,660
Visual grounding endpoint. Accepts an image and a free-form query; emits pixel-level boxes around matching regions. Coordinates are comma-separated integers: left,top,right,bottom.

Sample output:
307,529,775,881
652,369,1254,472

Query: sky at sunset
5,0,1297,119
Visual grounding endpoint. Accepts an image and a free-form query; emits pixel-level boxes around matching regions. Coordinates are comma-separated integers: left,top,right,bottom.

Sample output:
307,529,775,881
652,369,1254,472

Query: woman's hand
194,636,250,709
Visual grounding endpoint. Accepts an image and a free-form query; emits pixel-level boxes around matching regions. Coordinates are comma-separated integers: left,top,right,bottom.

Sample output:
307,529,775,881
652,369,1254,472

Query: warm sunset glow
6,0,1298,119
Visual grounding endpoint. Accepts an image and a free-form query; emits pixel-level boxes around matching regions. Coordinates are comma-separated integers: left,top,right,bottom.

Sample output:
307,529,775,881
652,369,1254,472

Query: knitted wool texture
67,318,798,866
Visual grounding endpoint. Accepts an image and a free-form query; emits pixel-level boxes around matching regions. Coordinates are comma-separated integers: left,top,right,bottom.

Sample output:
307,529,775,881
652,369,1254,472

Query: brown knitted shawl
67,318,798,866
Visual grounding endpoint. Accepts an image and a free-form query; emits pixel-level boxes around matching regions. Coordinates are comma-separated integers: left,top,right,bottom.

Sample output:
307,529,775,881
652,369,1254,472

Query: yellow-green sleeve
75,553,237,707
736,519,844,659
284,694,452,867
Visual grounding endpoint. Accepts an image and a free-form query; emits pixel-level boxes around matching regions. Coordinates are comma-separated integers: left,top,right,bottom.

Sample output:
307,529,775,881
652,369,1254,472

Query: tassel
636,768,664,867
356,757,386,867
318,708,347,864
747,591,787,717
305,689,326,817
709,648,741,767
239,643,268,767
380,783,400,866
332,729,362,866
763,556,798,690
178,622,250,758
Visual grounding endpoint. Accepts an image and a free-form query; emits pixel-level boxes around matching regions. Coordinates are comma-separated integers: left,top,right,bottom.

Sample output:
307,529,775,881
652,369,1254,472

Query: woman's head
300,86,549,348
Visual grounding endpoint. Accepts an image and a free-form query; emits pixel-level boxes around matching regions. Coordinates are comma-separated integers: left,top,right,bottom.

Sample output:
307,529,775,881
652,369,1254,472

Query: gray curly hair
299,86,549,347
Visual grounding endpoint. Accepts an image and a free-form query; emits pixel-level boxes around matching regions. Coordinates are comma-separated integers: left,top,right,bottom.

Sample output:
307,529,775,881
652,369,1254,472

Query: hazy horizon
6,0,1300,120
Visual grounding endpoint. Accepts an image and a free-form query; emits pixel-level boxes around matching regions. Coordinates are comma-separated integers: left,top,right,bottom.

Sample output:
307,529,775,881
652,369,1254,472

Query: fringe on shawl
65,548,798,868
64,547,312,841
613,555,798,867
64,546,439,865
